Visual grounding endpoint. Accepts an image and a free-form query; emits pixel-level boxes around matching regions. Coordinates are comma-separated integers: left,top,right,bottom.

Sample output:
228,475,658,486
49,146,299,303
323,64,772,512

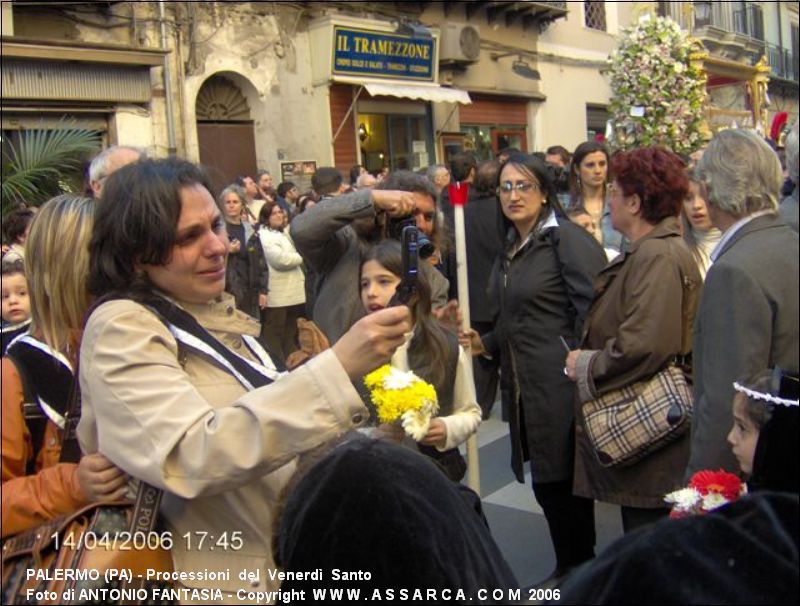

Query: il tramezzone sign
332,26,436,82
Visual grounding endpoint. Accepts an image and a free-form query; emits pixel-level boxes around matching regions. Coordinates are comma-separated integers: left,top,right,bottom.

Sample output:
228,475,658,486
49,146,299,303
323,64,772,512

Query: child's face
1,273,31,324
360,260,400,313
727,395,760,475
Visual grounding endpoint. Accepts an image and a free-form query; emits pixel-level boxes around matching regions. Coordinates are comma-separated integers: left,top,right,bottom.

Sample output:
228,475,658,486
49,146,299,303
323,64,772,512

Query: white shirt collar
710,210,773,262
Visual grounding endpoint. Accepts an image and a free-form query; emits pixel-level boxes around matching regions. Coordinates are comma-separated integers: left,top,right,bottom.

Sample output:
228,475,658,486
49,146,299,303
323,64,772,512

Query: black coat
225,222,269,320
485,216,606,483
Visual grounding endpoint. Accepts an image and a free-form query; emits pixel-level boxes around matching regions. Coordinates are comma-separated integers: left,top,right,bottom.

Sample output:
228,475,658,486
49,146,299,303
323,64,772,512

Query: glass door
387,113,434,172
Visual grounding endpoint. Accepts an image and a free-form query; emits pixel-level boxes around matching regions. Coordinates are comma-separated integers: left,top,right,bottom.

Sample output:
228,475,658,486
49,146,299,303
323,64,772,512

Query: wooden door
197,122,257,195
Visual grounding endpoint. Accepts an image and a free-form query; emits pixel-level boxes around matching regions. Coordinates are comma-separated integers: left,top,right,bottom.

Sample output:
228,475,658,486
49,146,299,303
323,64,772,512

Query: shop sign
332,26,435,82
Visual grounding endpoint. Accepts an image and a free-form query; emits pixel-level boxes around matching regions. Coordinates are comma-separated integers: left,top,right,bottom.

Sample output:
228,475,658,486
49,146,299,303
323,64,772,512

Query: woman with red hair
565,147,703,533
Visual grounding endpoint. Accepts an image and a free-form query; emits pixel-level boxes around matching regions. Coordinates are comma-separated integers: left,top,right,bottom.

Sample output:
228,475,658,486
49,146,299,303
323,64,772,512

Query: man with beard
292,171,450,343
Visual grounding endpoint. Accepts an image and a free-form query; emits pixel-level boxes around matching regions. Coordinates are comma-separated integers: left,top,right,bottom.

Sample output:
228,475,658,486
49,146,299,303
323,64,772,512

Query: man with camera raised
291,170,450,344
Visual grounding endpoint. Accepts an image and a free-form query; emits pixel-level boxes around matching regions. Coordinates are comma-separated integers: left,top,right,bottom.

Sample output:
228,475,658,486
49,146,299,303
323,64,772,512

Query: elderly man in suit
687,129,799,477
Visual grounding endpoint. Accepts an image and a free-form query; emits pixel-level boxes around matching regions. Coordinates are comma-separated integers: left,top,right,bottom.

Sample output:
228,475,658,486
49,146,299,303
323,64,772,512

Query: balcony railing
766,43,799,82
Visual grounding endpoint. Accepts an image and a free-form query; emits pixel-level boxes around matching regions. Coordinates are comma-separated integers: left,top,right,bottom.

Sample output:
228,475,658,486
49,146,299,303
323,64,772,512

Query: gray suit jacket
688,213,799,476
779,188,799,234
291,190,449,344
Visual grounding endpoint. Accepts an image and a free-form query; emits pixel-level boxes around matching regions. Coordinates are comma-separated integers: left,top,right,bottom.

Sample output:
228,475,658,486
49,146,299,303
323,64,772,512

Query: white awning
363,82,471,104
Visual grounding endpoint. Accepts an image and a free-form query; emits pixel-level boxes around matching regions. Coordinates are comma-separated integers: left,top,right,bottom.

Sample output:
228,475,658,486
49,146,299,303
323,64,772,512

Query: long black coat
484,217,606,483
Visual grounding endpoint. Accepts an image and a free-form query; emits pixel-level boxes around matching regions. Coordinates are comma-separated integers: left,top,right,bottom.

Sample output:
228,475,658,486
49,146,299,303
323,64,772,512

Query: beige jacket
77,294,368,600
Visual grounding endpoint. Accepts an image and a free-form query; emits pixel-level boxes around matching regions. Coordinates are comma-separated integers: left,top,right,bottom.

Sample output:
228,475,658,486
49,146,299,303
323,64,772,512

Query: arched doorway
196,74,258,194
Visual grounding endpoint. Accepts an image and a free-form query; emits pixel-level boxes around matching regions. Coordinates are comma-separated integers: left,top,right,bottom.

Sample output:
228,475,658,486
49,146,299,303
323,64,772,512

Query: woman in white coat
258,200,306,364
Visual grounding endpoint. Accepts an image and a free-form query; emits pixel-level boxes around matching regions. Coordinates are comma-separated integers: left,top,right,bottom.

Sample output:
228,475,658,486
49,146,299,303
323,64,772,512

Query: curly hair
3,208,35,245
611,147,689,225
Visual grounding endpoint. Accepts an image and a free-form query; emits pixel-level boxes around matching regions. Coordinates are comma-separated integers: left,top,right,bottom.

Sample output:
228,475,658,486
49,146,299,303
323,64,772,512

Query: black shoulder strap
6,340,77,468
141,295,283,382
61,294,281,463
5,348,48,473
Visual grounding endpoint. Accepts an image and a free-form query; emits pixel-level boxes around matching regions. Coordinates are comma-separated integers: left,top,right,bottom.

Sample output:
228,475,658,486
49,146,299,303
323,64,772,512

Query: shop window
461,126,493,161
461,125,527,161
584,1,607,31
358,112,433,173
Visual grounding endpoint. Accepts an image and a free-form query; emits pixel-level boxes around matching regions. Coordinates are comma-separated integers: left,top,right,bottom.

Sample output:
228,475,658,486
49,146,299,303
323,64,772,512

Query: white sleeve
438,346,482,451
261,232,304,270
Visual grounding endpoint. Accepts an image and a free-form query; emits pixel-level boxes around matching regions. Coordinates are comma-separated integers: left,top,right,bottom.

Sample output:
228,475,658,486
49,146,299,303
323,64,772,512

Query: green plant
607,16,707,154
2,125,102,216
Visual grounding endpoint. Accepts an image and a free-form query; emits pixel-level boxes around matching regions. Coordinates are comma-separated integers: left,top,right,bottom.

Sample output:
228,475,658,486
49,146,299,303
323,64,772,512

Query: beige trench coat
573,218,702,508
77,294,369,602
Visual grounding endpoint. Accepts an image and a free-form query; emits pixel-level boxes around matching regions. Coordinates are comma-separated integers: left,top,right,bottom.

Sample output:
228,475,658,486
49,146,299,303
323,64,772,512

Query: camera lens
418,233,434,259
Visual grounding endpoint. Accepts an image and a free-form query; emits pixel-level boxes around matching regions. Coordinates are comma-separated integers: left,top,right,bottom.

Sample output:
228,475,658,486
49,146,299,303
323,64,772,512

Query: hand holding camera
371,190,417,217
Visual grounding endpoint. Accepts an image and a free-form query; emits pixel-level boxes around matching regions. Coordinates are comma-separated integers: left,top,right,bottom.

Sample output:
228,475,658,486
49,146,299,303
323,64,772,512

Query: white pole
452,192,480,494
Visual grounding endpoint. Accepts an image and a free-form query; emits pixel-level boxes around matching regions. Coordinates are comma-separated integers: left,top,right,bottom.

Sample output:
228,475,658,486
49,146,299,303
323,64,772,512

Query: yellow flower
364,364,439,426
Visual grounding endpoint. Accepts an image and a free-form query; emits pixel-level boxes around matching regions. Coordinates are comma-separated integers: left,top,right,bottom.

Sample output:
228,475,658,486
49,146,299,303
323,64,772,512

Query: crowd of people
1,122,798,604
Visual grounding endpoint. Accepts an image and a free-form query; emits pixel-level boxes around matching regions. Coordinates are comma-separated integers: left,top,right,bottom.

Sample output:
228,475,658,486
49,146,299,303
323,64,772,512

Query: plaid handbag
582,366,693,468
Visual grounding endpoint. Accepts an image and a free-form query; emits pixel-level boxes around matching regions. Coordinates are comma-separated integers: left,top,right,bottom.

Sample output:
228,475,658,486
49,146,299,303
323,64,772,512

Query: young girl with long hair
360,239,481,480
681,170,721,280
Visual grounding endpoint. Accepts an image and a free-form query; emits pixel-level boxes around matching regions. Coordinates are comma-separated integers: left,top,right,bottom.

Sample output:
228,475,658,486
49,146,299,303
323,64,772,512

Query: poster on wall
280,160,317,193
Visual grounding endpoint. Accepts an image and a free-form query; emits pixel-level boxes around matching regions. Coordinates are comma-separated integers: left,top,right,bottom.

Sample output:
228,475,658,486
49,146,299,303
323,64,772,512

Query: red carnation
688,469,743,501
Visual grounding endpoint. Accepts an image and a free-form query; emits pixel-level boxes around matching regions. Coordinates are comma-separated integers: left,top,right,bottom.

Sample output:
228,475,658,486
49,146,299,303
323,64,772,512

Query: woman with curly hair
566,147,702,533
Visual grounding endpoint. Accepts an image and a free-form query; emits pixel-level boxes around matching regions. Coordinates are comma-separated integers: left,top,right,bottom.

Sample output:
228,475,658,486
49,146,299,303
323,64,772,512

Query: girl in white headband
727,368,799,493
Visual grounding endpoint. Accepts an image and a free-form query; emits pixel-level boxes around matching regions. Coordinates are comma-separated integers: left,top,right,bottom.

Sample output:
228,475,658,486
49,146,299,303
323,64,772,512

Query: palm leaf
2,125,101,215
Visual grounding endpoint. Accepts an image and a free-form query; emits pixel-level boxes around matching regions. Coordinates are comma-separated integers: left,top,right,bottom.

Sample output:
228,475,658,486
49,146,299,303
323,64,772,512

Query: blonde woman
1,195,126,538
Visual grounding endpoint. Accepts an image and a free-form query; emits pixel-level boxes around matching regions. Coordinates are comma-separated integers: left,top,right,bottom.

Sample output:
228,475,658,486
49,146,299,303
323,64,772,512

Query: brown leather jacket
1,357,88,537
573,217,702,508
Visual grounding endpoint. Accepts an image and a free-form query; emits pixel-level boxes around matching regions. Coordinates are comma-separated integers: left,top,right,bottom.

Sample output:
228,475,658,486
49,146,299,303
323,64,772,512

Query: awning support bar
331,85,364,144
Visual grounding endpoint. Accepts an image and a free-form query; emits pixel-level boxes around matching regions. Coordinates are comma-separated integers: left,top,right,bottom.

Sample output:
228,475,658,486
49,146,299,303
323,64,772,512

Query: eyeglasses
497,181,540,196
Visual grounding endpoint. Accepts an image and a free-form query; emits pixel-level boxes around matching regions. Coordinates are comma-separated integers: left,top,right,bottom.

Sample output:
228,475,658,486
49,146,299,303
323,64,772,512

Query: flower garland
607,16,708,154
665,470,747,518
364,364,439,441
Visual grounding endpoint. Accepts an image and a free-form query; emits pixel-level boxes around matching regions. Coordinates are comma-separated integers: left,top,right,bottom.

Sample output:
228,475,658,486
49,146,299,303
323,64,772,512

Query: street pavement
470,403,625,589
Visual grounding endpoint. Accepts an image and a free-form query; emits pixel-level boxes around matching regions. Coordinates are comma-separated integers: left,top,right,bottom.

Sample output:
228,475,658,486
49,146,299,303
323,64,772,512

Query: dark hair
376,170,437,200
258,199,284,228
349,165,364,185
737,368,800,493
611,147,689,225
496,147,521,160
546,145,571,166
1,256,25,277
297,191,319,214
256,169,271,181
681,170,712,270
735,370,777,430
475,160,501,197
568,140,610,204
360,240,449,387
3,208,35,244
449,152,478,183
497,153,569,245
88,158,215,297
312,167,344,196
277,181,296,198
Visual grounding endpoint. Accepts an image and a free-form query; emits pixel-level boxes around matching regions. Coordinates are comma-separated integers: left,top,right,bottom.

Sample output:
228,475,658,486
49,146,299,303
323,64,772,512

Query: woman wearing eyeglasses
462,153,606,583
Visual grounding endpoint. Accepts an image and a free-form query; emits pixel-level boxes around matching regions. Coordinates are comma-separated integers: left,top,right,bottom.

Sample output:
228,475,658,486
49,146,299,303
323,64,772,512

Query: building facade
656,0,798,144
9,2,792,188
